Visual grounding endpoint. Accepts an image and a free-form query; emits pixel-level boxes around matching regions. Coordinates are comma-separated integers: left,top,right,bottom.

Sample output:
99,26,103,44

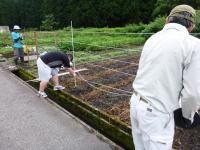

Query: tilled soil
61,55,136,122
59,54,200,150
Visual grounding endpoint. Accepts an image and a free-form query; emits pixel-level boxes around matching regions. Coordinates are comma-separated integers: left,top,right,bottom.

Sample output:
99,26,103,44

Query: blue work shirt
11,31,23,48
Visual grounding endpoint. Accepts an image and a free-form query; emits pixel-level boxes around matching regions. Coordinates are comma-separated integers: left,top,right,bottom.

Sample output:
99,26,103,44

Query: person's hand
22,33,26,38
174,108,200,129
20,33,24,40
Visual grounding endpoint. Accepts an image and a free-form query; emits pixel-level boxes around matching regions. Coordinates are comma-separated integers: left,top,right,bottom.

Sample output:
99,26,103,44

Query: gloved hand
174,108,200,129
14,37,22,43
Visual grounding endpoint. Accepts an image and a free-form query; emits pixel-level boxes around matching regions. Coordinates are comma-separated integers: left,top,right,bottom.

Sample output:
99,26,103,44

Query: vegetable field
1,28,200,150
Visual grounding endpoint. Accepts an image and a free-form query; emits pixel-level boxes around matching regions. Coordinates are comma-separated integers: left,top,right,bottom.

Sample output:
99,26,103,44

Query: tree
152,0,172,19
0,0,18,27
40,14,58,31
0,0,199,29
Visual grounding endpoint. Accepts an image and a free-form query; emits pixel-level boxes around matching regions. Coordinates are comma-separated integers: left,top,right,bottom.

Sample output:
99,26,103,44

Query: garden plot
58,54,200,150
60,55,139,124
12,46,200,150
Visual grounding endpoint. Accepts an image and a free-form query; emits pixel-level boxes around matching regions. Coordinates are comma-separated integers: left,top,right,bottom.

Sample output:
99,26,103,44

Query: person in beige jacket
130,4,200,150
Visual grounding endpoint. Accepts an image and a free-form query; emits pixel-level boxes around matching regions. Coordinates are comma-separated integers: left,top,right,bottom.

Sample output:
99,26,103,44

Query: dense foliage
0,0,200,29
1,9,200,53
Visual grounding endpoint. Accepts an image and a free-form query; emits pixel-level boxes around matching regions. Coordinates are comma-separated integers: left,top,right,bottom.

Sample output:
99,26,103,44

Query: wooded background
0,0,200,30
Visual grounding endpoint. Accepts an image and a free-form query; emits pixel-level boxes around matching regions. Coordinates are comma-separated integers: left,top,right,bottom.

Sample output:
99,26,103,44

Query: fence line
77,72,132,97
74,31,154,35
2,30,200,49
71,29,134,98
73,50,139,66
86,63,135,77
65,40,142,52
77,73,133,94
106,58,138,65
73,30,200,36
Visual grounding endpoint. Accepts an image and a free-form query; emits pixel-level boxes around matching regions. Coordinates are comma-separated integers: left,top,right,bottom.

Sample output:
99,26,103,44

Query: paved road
0,62,114,150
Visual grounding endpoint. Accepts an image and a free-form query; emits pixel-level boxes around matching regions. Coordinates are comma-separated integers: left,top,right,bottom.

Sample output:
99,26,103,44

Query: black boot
14,58,18,65
20,57,24,64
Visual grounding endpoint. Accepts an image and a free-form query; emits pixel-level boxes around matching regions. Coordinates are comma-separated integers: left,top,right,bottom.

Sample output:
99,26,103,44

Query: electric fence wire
65,40,142,52
68,47,138,84
68,27,135,96
73,30,200,36
76,72,133,97
73,50,139,66
29,30,137,96
105,58,138,65
19,30,200,99
63,40,141,65
73,31,154,35
86,63,136,77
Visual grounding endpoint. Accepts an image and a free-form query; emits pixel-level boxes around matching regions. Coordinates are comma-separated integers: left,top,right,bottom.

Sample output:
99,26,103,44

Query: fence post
10,31,14,49
71,21,77,87
34,32,39,58
54,32,57,46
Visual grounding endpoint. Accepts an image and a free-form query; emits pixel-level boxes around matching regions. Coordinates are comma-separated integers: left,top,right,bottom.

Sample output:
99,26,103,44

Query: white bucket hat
13,25,21,30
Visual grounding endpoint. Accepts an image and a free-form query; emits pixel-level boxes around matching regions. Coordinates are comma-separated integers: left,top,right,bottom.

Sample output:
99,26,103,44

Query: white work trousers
130,94,175,150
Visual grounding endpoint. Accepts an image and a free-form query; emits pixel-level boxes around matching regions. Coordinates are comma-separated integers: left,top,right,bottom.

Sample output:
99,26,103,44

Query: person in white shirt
130,4,200,150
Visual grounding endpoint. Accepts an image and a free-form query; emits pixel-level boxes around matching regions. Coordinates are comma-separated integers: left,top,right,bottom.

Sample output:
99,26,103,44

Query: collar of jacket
163,23,189,35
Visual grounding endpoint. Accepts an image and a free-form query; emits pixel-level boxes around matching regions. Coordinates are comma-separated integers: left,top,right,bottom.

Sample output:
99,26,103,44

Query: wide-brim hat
13,25,21,30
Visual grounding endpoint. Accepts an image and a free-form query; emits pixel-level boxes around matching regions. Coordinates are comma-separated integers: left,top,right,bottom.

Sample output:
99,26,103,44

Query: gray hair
167,11,195,28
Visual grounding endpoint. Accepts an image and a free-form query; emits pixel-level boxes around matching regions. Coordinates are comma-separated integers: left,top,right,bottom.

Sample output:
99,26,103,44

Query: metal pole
71,21,77,87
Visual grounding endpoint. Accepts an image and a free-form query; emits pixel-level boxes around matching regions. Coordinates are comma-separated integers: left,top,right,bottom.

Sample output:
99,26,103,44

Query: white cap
13,25,21,30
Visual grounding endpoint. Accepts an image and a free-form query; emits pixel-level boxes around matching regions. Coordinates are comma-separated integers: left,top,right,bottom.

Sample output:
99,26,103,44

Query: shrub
142,16,165,33
125,23,146,33
192,10,200,37
40,14,58,31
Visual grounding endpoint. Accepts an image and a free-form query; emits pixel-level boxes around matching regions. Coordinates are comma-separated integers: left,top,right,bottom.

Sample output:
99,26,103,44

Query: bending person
37,51,76,98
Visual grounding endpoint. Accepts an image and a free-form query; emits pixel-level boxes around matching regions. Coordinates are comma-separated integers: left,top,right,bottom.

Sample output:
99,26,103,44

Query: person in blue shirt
11,25,24,65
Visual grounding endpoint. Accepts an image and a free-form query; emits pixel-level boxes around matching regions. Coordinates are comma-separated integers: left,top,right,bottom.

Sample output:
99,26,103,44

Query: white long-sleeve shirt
133,23,200,121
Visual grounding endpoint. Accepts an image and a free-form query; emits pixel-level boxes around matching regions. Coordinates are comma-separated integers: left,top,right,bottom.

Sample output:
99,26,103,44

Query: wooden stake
71,21,77,87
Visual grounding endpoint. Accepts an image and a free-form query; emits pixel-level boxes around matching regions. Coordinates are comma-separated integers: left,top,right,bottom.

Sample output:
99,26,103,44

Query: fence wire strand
77,72,133,97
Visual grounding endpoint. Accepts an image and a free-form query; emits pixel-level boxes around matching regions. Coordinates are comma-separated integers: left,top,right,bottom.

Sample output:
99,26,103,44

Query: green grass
0,47,13,53
0,26,146,55
58,31,145,52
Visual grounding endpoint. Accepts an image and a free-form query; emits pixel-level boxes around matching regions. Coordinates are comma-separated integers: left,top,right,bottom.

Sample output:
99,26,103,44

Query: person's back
130,5,200,150
37,51,75,98
40,51,70,68
133,23,200,113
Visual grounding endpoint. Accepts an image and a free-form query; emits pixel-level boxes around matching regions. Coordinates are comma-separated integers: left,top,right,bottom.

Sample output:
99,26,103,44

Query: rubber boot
20,57,24,64
14,57,18,65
